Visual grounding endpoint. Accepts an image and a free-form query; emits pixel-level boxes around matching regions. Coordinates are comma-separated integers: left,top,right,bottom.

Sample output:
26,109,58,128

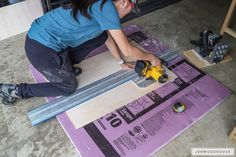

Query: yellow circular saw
134,60,168,83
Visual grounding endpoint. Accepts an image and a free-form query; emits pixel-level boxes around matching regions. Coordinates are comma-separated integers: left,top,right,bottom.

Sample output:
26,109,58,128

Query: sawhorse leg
220,0,236,38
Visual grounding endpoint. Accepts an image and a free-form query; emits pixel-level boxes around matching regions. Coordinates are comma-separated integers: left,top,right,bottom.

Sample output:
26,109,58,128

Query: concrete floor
0,0,236,156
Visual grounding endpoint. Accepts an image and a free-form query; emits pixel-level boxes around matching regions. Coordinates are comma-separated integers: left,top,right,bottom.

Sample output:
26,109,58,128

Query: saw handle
134,60,150,76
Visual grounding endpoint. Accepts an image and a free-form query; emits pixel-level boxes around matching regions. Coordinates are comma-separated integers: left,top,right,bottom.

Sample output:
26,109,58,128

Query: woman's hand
120,63,135,70
148,54,161,66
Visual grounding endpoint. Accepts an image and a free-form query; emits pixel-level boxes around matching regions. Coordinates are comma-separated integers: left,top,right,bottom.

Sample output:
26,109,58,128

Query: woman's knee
57,78,78,96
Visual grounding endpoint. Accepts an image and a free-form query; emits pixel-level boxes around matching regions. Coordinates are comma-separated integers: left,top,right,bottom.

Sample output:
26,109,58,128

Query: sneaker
72,67,82,77
0,84,19,105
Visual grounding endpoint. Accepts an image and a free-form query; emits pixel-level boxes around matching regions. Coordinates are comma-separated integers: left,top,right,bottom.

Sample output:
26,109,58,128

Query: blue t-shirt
28,0,121,52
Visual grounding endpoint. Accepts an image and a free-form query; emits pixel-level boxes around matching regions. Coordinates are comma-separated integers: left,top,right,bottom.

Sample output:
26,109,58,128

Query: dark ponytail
63,0,115,21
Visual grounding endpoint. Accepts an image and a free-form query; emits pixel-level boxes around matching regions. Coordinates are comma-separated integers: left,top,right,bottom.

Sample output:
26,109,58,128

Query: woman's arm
105,31,135,69
105,31,123,62
108,29,161,66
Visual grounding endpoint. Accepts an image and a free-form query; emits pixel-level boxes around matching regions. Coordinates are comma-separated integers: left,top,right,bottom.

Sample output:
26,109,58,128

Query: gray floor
0,0,236,157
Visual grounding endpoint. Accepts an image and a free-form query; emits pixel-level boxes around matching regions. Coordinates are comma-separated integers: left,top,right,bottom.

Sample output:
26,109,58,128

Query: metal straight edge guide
27,49,179,126
28,70,138,126
159,49,179,62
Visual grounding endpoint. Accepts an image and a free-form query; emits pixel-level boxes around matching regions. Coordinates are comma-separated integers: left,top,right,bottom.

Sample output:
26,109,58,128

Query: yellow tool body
135,60,168,83
141,61,165,81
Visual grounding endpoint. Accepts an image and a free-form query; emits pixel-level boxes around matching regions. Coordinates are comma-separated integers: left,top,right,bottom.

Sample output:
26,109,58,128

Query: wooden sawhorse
220,0,236,38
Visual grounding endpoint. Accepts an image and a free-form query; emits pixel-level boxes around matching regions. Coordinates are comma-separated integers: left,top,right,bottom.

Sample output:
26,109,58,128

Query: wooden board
183,49,232,69
229,127,236,143
63,51,177,129
0,0,43,40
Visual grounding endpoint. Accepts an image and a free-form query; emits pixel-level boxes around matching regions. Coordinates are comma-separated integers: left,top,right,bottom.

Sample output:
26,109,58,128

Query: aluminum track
28,70,138,125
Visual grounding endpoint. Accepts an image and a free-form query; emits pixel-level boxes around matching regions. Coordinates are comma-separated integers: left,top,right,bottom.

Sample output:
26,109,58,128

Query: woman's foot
0,84,19,105
72,67,82,77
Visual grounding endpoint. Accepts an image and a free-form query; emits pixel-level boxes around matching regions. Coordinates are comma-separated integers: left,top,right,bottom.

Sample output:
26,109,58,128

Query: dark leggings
17,32,108,98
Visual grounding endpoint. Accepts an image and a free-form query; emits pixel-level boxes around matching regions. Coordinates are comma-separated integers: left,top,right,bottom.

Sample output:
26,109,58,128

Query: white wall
0,0,44,40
